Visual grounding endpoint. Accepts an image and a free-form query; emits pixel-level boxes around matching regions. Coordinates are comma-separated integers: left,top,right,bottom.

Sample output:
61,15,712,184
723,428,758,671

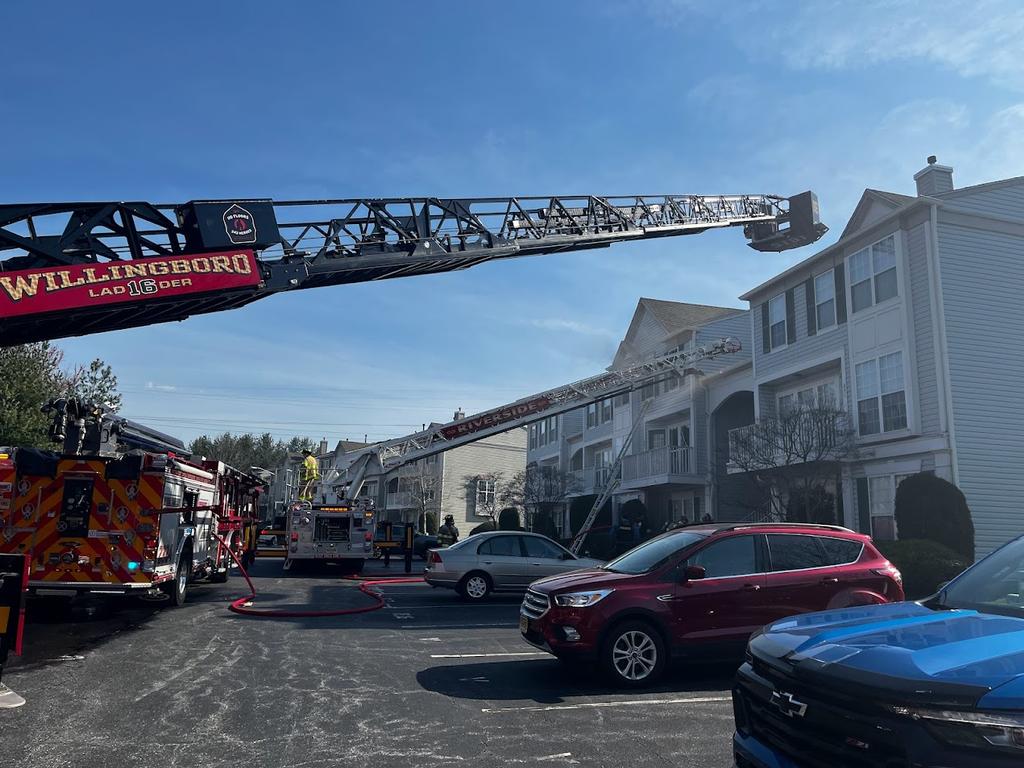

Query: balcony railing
728,412,851,470
621,446,694,483
385,491,413,509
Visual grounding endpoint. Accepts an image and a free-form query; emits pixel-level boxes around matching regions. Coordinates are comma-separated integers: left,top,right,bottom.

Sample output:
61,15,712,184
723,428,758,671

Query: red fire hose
214,533,422,618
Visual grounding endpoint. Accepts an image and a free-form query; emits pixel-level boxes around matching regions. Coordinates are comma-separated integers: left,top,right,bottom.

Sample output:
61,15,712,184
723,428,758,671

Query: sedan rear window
478,536,521,557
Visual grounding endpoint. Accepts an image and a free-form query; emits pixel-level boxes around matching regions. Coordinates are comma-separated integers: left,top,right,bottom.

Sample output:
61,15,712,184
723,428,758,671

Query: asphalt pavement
2,559,738,768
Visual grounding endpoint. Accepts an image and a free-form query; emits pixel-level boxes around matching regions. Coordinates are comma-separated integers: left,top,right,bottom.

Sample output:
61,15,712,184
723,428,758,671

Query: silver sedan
424,531,603,601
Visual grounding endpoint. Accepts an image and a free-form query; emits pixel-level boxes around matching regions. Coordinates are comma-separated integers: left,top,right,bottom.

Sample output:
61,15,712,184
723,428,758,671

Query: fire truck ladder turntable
0,191,824,346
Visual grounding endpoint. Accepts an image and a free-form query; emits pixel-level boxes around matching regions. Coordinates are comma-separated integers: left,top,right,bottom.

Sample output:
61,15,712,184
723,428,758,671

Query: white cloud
144,382,177,392
527,317,618,339
648,0,1024,91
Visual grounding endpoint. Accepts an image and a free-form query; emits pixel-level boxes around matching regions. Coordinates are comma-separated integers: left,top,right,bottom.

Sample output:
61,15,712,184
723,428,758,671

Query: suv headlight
554,589,613,608
889,706,1024,752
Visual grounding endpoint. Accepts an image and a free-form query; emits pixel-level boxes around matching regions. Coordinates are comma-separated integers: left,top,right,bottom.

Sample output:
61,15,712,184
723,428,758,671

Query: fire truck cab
0,401,263,605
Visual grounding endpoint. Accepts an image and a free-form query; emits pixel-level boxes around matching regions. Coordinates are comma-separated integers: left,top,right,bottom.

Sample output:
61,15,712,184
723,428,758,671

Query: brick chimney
914,155,954,196
453,407,465,420
319,437,328,454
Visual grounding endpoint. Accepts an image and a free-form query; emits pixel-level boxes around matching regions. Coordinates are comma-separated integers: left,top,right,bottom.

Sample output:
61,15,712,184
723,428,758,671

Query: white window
614,392,630,407
768,294,787,349
778,393,795,415
849,235,898,313
475,479,496,507
797,388,816,409
528,424,537,450
359,480,377,498
641,382,656,401
816,380,838,408
586,400,613,428
814,271,836,330
855,352,907,436
664,374,679,392
865,473,915,541
647,430,667,450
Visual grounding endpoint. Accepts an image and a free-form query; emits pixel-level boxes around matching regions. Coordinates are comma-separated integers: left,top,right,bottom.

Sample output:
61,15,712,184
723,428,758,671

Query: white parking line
481,695,732,713
430,652,548,659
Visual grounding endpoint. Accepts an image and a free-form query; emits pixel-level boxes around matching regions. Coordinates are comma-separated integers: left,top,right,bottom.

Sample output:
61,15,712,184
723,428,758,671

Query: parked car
424,531,603,601
733,533,1024,768
520,523,903,687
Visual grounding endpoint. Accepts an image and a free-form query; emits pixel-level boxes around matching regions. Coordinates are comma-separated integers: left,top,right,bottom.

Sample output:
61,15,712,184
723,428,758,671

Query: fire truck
282,497,376,572
0,400,264,605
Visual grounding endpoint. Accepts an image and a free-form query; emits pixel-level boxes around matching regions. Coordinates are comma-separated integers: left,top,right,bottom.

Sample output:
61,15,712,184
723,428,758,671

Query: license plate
519,615,529,634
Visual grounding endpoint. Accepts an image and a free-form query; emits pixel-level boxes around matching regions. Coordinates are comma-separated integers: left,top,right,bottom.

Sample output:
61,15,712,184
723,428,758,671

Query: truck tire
164,554,190,606
600,620,666,687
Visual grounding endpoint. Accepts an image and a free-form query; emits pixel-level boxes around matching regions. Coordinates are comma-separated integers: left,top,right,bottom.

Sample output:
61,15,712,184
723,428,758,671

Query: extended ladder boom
0,191,825,345
330,337,743,501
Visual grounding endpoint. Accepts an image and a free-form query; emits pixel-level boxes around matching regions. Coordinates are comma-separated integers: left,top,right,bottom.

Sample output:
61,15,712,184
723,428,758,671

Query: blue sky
3,0,1023,446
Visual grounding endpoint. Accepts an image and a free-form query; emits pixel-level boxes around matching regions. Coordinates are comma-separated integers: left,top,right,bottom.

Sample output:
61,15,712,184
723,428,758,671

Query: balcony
727,412,852,473
385,491,413,509
620,446,700,489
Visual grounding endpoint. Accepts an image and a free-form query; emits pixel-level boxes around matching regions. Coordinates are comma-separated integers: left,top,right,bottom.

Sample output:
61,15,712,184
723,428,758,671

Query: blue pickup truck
733,534,1024,767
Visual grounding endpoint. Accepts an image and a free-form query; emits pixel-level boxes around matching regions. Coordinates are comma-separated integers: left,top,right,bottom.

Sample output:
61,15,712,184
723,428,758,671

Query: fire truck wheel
164,553,191,606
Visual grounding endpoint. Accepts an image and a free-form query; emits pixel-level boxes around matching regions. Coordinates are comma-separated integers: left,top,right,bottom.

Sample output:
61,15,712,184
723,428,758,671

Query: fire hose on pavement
213,533,422,618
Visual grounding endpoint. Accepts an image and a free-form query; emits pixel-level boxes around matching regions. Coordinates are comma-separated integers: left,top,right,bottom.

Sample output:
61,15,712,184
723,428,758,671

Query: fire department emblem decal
223,204,257,245
17,479,30,495
123,529,135,544
21,502,34,519
3,527,14,541
110,551,122,569
117,506,130,522
125,484,138,500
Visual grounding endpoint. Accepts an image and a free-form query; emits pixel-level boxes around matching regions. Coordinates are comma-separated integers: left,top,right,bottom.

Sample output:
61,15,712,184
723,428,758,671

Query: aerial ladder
0,191,824,345
324,336,745,551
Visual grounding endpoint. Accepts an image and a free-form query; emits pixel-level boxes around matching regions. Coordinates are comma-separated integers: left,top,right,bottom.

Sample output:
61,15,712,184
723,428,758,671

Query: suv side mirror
681,564,706,582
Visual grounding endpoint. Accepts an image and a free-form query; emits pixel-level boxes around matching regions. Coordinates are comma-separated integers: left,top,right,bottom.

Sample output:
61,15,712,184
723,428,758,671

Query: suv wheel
459,572,491,601
602,621,666,687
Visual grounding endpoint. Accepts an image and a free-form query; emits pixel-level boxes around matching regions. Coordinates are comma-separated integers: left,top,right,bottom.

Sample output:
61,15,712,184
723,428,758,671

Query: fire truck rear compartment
313,516,350,543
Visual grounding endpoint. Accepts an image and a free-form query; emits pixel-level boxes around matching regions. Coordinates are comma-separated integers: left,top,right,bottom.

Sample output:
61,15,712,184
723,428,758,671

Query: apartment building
333,418,527,532
526,299,755,534
735,158,1024,557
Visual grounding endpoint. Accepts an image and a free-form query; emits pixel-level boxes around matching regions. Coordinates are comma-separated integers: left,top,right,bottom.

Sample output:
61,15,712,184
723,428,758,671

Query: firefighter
298,449,320,502
437,515,459,547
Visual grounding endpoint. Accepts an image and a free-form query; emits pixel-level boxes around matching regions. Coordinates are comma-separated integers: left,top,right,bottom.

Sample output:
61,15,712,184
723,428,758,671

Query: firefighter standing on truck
299,449,319,502
437,515,459,547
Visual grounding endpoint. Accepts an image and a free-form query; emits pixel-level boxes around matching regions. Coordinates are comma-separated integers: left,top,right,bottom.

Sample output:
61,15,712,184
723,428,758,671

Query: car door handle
482,560,493,565
742,583,761,592
820,577,840,584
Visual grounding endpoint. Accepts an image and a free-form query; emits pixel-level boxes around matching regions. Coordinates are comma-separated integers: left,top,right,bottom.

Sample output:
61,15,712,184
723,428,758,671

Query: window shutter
761,301,770,353
834,265,848,325
805,277,817,336
785,288,796,344
856,477,870,533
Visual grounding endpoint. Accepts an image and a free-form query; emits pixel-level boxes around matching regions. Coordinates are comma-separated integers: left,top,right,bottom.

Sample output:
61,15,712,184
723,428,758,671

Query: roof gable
840,189,915,239
612,298,741,368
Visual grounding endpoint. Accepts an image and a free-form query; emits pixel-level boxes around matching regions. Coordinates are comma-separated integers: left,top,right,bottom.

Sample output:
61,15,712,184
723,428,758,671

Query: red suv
520,523,903,686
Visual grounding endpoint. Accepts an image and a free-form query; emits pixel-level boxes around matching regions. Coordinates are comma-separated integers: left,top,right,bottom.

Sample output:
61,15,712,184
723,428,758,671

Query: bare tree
727,405,856,523
401,469,442,532
501,466,579,530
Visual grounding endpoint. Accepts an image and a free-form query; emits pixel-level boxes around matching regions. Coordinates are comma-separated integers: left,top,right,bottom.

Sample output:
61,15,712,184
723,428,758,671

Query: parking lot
3,560,738,768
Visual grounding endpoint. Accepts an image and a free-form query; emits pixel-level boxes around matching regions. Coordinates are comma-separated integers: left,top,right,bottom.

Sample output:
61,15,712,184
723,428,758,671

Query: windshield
603,532,706,575
938,536,1024,618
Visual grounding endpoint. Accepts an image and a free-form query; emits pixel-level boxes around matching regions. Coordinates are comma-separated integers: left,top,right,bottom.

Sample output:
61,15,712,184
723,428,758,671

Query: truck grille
521,590,549,619
735,680,908,768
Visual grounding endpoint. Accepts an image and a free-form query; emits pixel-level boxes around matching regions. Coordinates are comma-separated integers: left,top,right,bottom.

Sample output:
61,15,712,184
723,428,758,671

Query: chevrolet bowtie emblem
770,690,808,718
